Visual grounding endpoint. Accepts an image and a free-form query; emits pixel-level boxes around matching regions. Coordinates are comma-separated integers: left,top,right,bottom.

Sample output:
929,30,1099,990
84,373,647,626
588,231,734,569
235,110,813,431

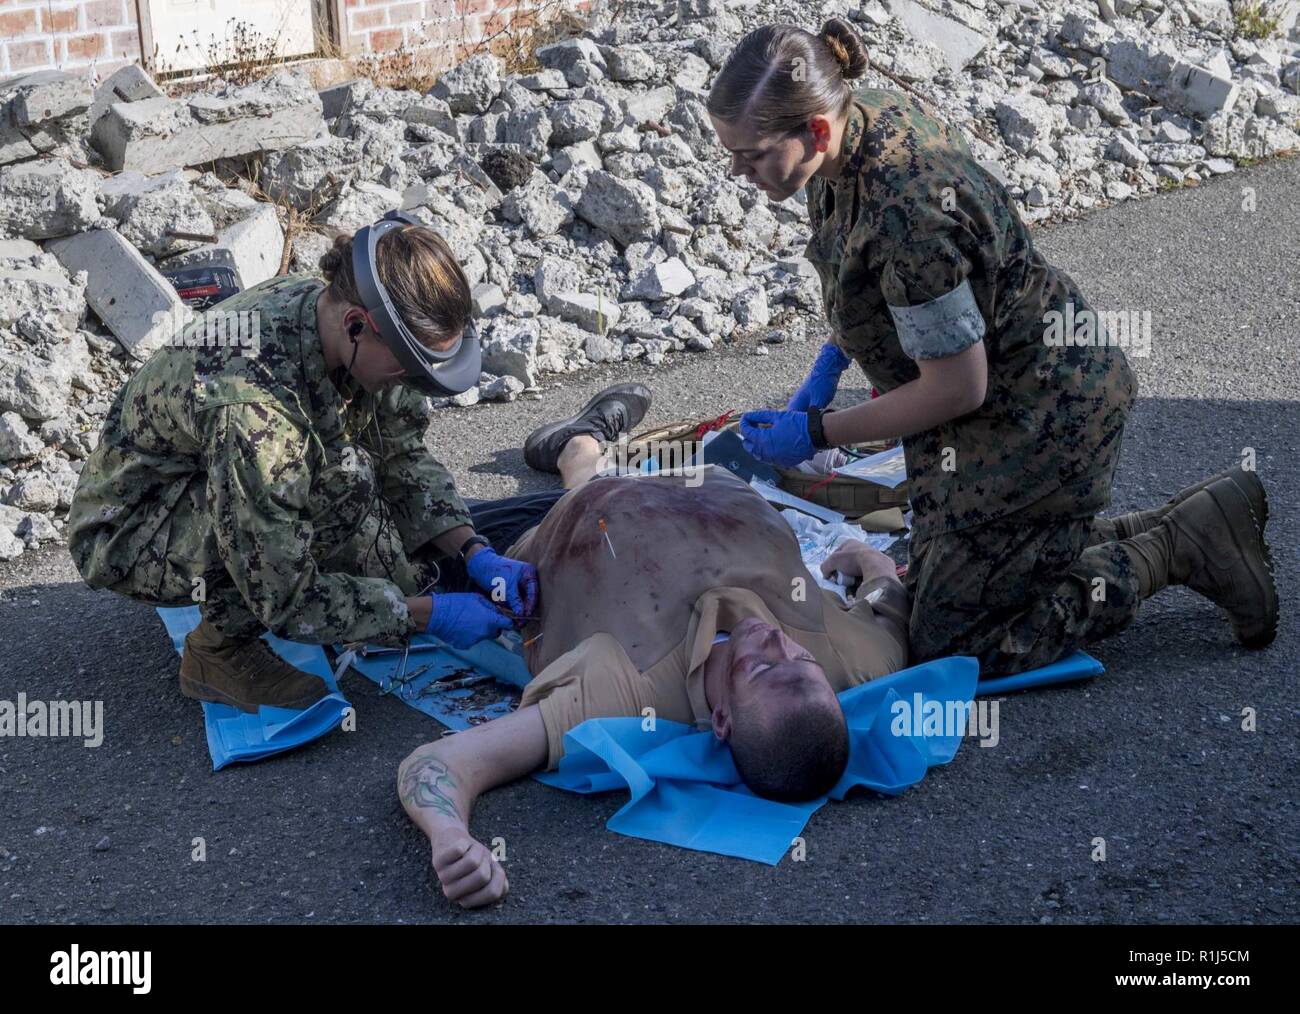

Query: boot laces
231,637,286,684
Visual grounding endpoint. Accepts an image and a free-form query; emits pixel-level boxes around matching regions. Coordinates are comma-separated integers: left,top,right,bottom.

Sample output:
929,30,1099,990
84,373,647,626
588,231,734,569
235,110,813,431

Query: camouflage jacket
805,88,1137,540
67,274,472,644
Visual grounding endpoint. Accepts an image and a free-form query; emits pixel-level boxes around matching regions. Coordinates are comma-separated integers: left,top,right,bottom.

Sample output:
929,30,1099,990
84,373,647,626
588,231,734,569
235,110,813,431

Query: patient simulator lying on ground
397,462,911,909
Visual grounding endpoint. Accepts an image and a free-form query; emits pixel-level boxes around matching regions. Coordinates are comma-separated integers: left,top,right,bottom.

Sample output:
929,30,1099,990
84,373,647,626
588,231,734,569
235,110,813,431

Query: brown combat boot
1121,472,1278,648
179,619,332,712
1107,466,1269,540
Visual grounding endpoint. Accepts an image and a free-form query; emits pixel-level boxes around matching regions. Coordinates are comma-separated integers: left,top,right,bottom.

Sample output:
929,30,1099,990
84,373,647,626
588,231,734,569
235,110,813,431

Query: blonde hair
707,19,869,137
319,224,471,349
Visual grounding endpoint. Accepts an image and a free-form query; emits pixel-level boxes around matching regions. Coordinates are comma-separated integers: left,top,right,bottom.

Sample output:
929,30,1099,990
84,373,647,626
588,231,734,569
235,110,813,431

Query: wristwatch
806,405,832,451
457,534,491,562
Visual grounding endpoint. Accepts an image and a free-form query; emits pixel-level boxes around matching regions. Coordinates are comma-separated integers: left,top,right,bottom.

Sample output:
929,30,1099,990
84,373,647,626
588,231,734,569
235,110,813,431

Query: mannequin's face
709,113,836,202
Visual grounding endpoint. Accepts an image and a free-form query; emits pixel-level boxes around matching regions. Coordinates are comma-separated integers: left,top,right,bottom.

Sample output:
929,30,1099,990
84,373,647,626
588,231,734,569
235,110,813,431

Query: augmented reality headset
350,209,481,396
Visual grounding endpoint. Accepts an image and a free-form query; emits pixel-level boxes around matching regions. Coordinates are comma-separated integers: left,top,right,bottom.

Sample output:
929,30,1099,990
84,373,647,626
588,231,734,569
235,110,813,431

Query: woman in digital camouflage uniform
66,225,550,713
707,19,1276,675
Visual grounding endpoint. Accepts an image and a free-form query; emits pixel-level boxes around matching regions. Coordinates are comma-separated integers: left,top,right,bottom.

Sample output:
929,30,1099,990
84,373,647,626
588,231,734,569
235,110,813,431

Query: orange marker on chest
598,518,617,559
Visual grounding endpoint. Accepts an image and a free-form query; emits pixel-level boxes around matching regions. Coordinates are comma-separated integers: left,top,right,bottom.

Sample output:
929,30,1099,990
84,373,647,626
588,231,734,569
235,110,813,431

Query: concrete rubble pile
1,0,1299,560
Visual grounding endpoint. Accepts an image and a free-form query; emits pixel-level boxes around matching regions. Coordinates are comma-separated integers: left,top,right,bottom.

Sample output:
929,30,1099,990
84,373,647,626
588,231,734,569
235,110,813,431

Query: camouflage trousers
904,514,1142,677
79,470,564,641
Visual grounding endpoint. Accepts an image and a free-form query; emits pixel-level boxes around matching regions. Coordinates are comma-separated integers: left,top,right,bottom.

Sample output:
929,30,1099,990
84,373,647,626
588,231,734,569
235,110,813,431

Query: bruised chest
521,471,825,672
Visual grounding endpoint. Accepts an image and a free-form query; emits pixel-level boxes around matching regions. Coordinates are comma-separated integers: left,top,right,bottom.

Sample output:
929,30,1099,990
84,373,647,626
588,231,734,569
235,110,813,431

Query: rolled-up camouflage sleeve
202,402,417,645
367,386,473,554
876,236,986,361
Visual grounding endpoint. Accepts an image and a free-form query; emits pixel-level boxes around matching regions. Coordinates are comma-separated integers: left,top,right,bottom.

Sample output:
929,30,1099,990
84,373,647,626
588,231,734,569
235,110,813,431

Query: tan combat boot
1106,466,1268,540
179,619,332,712
1122,472,1278,648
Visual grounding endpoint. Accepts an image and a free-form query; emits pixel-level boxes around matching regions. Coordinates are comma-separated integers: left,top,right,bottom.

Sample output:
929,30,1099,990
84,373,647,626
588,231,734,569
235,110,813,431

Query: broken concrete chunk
550,139,603,176
46,229,190,359
88,65,164,132
0,238,40,259
2,475,58,512
995,92,1062,155
102,171,217,259
0,257,85,332
0,524,23,561
1143,142,1207,167
732,287,770,328
0,70,93,165
1056,12,1114,55
605,46,657,82
0,159,104,240
887,0,988,74
548,99,605,147
499,107,552,161
91,72,324,175
674,53,712,92
481,318,540,386
1163,59,1240,119
584,331,623,363
1,69,89,127
550,291,622,334
159,203,284,289
15,509,59,545
317,78,363,121
1105,133,1149,167
401,95,459,140
575,171,660,247
515,69,570,93
1101,36,1181,97
534,254,582,306
471,282,506,317
429,54,502,114
536,38,608,87
500,173,574,237
0,411,43,462
480,374,524,402
260,134,364,211
623,85,677,126
626,257,695,300
0,347,73,422
317,179,403,233
891,40,948,83
1081,79,1130,126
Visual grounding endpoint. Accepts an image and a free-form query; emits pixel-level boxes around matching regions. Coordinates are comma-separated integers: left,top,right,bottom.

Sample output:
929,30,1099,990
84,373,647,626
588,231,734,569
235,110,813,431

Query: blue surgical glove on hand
739,409,816,468
424,592,513,649
787,342,852,412
465,546,539,618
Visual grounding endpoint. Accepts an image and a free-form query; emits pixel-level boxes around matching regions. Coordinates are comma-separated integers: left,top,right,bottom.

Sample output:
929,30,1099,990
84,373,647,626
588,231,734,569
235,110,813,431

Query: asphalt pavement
1,155,1296,924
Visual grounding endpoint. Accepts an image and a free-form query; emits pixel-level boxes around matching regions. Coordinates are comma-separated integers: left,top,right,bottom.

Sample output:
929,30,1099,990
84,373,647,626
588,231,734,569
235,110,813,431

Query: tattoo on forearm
399,753,461,821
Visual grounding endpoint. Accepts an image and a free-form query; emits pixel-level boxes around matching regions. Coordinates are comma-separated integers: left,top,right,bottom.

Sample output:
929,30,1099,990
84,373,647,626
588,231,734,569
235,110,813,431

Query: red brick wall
344,0,553,59
0,0,141,78
0,0,587,81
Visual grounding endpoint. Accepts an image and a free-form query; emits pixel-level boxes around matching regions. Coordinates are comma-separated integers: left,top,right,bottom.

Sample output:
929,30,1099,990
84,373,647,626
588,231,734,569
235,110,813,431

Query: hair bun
820,17,869,80
318,234,349,278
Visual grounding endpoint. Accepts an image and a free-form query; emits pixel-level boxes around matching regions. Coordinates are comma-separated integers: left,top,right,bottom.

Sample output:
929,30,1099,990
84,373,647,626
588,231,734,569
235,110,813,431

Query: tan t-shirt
505,467,910,770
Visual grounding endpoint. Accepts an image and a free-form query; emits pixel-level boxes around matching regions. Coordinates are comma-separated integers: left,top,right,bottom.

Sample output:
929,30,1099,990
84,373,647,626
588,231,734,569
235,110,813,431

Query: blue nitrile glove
424,592,513,649
465,546,539,618
787,342,852,412
739,409,816,468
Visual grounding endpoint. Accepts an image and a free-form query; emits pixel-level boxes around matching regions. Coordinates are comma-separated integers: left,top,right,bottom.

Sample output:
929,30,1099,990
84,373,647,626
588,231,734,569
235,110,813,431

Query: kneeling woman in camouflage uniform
66,223,539,712
709,20,1277,675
